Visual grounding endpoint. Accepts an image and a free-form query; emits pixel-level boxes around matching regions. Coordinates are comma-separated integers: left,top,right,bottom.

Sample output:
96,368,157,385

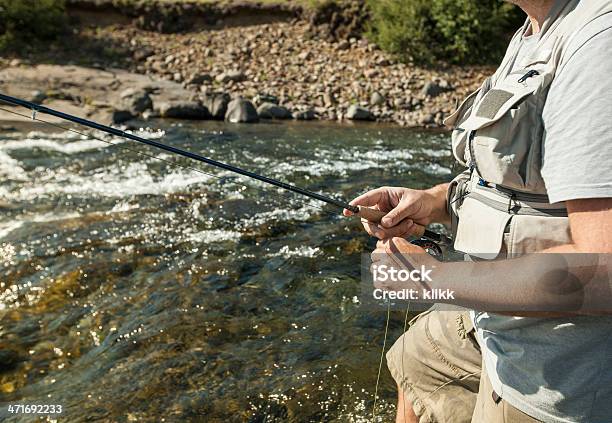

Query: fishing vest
444,0,612,259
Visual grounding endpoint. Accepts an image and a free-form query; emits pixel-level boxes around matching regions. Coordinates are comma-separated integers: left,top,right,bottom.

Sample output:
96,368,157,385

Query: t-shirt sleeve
541,24,612,203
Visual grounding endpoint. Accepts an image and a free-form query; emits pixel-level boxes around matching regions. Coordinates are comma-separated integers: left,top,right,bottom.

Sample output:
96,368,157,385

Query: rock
253,93,279,106
186,73,212,85
293,108,316,120
112,109,135,124
9,59,21,67
370,91,385,106
438,79,452,90
346,105,373,121
159,101,211,119
225,98,259,123
376,58,391,66
257,102,292,119
298,51,312,61
201,92,231,120
133,48,154,62
364,69,379,78
337,40,350,50
323,92,335,107
0,349,20,372
29,90,47,104
420,113,436,125
421,80,453,98
119,88,153,114
142,110,160,120
216,70,246,83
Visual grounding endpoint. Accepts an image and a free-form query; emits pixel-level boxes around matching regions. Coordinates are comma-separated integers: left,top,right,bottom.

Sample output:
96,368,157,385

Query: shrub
0,0,67,50
366,0,524,65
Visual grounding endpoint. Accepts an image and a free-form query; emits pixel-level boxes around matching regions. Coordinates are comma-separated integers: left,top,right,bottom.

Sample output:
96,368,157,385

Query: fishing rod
0,92,450,245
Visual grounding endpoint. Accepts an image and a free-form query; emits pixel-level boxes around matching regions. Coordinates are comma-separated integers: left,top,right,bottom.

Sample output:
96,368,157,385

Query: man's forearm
430,244,610,315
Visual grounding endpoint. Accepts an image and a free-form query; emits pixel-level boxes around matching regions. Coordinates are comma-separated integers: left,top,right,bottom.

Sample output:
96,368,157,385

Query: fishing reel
410,237,444,260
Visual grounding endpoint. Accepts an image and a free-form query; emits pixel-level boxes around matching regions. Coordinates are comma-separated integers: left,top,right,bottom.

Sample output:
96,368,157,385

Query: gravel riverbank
0,1,494,128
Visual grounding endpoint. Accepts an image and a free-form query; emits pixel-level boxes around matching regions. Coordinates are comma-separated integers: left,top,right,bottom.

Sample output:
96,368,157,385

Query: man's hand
370,237,442,293
343,184,450,239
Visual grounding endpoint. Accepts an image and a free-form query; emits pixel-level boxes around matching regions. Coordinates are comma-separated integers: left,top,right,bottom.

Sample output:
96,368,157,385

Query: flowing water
0,120,453,422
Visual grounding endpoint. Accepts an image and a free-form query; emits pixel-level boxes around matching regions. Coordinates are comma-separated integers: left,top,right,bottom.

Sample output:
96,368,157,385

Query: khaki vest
444,0,612,259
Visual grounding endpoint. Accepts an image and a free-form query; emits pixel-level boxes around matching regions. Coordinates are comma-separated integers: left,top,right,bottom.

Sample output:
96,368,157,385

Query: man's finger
370,218,415,239
349,188,386,208
361,219,387,239
380,198,422,228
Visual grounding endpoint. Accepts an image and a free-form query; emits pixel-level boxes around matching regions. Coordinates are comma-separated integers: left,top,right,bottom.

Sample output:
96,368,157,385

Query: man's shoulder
560,12,612,69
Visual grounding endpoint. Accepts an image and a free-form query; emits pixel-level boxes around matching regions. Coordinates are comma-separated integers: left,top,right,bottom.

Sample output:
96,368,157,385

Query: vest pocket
458,71,548,192
453,196,512,259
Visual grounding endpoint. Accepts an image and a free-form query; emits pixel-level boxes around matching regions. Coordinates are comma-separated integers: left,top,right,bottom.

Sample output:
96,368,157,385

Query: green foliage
366,0,524,65
0,0,67,50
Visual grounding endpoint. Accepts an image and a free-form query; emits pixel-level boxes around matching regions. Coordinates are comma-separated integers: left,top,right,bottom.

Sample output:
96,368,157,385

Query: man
345,0,612,422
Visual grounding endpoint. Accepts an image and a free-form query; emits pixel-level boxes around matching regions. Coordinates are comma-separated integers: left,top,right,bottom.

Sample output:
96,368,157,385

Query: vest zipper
467,130,481,177
518,69,540,83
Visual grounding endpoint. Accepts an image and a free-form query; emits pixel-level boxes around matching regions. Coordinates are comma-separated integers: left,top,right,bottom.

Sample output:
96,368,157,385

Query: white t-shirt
474,7,612,423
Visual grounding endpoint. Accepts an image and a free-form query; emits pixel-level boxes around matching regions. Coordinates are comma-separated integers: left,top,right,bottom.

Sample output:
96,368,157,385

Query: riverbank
0,0,494,128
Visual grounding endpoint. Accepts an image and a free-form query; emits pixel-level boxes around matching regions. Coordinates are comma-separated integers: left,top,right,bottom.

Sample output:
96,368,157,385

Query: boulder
201,92,231,120
293,108,316,121
257,102,292,119
112,109,135,124
346,105,373,121
119,88,153,114
158,101,211,119
225,98,259,123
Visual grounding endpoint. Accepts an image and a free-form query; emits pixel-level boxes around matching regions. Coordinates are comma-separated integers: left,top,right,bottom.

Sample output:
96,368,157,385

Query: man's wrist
424,183,451,224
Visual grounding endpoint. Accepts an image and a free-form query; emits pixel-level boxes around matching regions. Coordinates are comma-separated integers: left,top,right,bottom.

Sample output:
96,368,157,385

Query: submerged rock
257,102,292,119
346,105,373,121
158,101,211,119
225,98,259,123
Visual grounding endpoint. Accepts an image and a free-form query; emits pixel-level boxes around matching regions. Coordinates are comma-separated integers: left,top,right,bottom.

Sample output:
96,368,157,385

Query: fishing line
0,106,343,220
372,299,391,421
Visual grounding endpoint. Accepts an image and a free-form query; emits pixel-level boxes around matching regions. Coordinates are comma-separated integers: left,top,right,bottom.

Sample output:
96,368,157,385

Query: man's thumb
381,212,398,228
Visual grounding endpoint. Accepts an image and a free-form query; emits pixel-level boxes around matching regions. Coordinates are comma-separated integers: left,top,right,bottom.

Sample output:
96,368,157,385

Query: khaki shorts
386,308,541,423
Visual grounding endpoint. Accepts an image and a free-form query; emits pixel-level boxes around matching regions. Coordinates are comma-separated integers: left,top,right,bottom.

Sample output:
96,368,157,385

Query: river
0,120,453,422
